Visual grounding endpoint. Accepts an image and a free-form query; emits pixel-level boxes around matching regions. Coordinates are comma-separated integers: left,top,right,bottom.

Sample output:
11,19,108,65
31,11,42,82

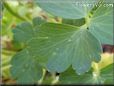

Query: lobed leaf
10,49,43,84
13,17,46,44
89,5,113,45
13,22,34,43
27,23,102,74
11,17,46,83
59,63,114,84
59,67,93,84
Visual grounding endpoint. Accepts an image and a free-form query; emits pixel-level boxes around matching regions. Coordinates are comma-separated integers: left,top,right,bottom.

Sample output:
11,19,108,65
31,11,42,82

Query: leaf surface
11,17,46,83
36,0,92,19
10,49,43,84
100,63,114,84
59,63,114,84
59,67,93,84
13,17,46,43
27,23,102,74
89,5,113,45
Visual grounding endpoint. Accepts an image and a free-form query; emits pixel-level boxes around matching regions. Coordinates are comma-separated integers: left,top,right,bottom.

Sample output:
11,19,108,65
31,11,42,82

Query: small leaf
13,22,34,43
13,17,46,43
59,67,93,84
10,49,43,84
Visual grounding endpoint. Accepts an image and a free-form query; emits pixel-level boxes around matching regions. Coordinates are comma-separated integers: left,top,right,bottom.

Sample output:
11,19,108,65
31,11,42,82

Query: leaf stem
80,15,91,29
38,69,46,84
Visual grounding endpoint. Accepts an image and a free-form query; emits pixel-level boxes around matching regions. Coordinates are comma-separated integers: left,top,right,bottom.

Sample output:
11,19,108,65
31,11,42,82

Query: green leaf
89,5,113,45
11,17,46,83
71,28,102,74
59,63,114,84
13,22,34,43
27,23,79,72
59,68,95,84
100,63,114,84
32,17,46,27
13,17,46,43
27,23,102,74
36,0,92,19
10,49,43,84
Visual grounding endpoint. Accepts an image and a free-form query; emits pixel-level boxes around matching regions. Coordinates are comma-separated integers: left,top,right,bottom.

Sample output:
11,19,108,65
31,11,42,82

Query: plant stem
92,62,100,77
38,69,46,84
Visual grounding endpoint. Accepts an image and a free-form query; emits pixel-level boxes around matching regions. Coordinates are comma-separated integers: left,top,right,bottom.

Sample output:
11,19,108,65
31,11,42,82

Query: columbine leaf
71,28,102,74
59,63,114,84
27,23,79,72
59,67,93,84
36,0,93,19
27,23,102,74
13,22,34,43
13,17,46,43
89,5,113,45
11,17,46,83
10,49,43,84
